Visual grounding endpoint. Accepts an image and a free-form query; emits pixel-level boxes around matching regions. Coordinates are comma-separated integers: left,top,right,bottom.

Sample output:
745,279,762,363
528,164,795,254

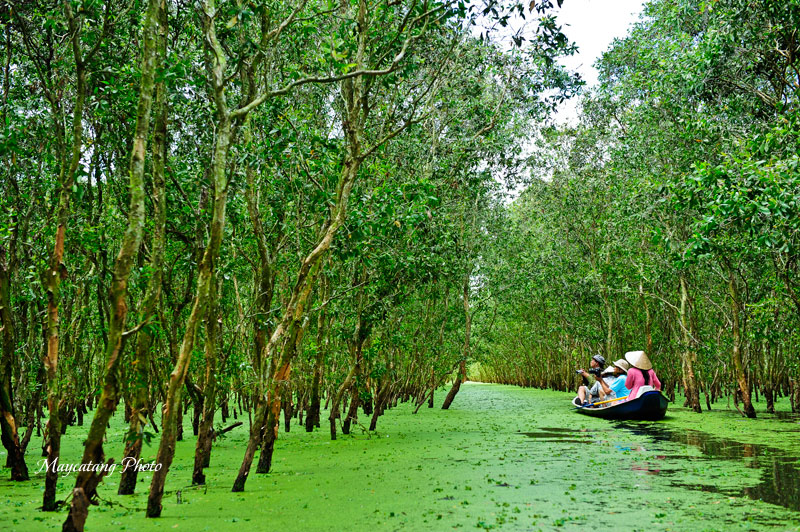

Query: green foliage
476,0,800,407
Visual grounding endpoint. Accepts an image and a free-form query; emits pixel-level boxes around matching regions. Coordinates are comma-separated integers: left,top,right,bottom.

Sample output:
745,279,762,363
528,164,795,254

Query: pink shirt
625,368,661,400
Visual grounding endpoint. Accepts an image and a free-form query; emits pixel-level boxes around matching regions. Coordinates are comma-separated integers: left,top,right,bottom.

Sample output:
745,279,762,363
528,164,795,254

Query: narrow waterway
1,382,799,531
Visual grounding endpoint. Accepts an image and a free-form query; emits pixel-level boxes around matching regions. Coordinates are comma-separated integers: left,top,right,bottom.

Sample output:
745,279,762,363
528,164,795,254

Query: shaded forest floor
2,383,800,531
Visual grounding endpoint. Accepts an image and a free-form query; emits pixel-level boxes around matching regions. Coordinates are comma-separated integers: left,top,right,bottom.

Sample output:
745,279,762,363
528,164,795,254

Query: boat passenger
624,350,661,400
574,354,612,406
592,359,631,403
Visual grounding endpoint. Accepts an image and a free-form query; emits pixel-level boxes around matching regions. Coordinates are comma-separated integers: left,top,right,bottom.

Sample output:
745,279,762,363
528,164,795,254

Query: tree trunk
147,6,234,510
442,360,466,410
728,271,755,418
234,362,289,488
305,281,328,432
232,400,266,492
306,349,324,432
254,391,282,474
369,379,390,431
329,348,361,441
64,3,161,528
233,0,379,489
0,17,27,480
193,278,221,485
118,12,167,493
282,388,292,433
255,307,309,475
342,391,359,435
0,246,28,480
679,275,701,413
43,1,91,510
442,274,471,410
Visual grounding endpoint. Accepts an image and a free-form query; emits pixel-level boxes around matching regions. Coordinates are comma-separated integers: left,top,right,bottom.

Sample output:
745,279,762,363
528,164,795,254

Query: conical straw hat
624,350,652,370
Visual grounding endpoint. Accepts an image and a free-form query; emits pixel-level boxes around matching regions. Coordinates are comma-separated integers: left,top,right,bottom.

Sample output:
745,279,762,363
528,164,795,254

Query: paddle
588,395,629,407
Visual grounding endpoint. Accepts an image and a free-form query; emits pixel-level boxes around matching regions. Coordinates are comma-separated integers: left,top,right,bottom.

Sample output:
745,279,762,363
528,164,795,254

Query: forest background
0,0,799,530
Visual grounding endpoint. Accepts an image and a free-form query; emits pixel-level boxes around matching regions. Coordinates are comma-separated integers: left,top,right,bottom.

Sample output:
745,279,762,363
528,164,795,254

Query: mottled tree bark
255,307,311,474
193,278,220,485
64,1,162,528
42,0,91,510
118,9,168,492
253,385,283,475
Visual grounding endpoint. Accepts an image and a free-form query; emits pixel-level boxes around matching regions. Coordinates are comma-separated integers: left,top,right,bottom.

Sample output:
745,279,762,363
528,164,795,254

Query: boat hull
574,391,668,421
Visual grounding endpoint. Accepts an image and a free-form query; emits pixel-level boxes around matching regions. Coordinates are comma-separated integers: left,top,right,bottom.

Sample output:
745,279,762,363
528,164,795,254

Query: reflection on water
520,427,607,444
615,422,800,512
773,411,800,422
520,424,800,512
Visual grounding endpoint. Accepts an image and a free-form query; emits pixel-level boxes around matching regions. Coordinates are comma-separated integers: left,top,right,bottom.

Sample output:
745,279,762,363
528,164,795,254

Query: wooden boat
573,390,669,421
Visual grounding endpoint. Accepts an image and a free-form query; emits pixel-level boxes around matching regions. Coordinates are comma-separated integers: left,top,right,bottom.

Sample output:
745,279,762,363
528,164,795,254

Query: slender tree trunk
442,274,471,410
146,125,231,516
234,0,399,490
253,388,282,475
118,11,167,494
234,361,290,488
728,271,755,418
679,275,701,413
232,400,266,491
638,277,653,356
42,1,90,510
0,22,17,476
255,307,311,474
64,2,161,528
22,330,46,454
306,283,328,432
282,387,292,433
306,347,324,432
329,324,364,440
369,377,390,431
342,391,359,435
427,368,435,408
193,278,220,485
147,5,234,511
234,135,360,488
0,246,28,480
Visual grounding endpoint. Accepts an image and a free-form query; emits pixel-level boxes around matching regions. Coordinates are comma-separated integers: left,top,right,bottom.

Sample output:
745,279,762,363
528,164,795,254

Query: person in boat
624,350,661,400
573,354,611,406
594,359,632,403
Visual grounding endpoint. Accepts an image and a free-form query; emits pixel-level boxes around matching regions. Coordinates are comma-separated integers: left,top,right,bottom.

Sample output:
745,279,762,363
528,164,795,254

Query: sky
551,0,647,123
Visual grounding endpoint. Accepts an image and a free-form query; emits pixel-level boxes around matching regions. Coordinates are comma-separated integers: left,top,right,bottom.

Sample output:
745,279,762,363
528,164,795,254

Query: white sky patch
553,0,646,124
493,0,646,201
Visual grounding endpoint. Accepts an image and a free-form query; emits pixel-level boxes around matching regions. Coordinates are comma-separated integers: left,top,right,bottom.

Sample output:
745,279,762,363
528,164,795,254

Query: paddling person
573,354,611,406
624,350,662,400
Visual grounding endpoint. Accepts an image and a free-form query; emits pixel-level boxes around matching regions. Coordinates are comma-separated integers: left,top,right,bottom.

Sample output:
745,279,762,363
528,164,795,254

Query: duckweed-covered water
1,383,799,531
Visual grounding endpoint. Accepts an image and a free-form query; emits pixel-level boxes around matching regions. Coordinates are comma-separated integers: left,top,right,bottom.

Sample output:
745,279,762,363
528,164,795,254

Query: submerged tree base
1,383,799,531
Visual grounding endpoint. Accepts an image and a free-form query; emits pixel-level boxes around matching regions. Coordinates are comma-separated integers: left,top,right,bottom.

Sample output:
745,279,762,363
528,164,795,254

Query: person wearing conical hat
624,350,661,400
